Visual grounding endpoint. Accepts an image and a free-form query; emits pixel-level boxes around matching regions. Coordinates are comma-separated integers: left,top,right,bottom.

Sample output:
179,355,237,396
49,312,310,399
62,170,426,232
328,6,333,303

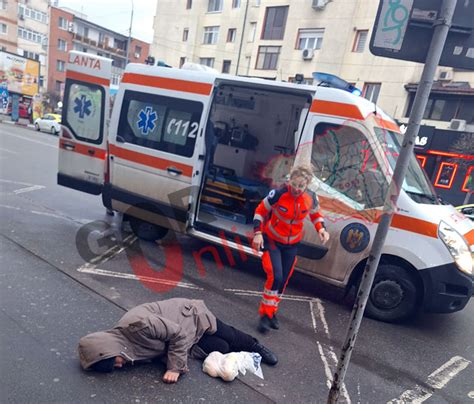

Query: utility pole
327,1,458,402
125,0,134,67
236,0,250,76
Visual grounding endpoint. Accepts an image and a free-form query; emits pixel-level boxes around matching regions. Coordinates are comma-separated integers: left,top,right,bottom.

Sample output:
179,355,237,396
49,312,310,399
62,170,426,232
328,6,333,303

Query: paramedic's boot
257,315,272,334
270,314,279,330
251,341,278,366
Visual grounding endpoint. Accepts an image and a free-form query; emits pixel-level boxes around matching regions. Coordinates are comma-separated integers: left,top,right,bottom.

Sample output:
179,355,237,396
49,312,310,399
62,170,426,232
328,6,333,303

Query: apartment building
48,6,150,100
0,0,18,53
1,0,49,91
151,0,474,131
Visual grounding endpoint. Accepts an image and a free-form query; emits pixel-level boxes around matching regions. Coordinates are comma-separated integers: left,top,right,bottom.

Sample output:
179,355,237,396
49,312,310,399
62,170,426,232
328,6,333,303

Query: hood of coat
78,329,129,370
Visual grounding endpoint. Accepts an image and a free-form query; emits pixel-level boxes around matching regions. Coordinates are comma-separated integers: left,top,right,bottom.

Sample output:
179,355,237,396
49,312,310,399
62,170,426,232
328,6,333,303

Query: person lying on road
78,298,278,383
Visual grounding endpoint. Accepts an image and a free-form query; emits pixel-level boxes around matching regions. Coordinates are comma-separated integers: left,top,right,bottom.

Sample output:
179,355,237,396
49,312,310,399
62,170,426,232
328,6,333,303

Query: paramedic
253,165,330,333
78,298,277,383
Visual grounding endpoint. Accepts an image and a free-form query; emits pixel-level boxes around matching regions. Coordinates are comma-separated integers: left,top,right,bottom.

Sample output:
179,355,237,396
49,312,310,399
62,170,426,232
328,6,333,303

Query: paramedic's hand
253,233,264,251
318,228,330,245
163,370,180,383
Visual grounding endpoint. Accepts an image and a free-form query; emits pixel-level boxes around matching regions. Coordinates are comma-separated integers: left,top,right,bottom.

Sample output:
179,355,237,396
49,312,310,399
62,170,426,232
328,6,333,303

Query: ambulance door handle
167,167,182,176
63,143,75,151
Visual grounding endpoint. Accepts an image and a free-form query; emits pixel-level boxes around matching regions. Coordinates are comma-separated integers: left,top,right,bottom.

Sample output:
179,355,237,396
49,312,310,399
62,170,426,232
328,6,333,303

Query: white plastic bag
202,351,264,382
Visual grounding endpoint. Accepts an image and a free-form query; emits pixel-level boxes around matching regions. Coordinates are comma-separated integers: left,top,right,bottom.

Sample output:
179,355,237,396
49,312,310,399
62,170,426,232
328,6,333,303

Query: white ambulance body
58,52,473,322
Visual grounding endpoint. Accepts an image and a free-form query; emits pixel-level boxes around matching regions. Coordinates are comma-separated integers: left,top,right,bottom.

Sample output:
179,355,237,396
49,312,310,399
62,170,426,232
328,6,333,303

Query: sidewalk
0,115,35,129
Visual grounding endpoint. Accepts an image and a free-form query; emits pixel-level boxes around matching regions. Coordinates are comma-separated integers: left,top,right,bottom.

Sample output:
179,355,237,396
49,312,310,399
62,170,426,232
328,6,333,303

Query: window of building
227,28,237,43
363,83,381,103
232,0,241,8
208,0,223,12
58,38,67,52
296,28,324,50
405,94,473,123
55,80,63,93
248,22,257,42
83,27,89,39
1,1,7,10
186,0,192,9
256,46,281,70
353,30,368,53
200,57,215,67
182,28,189,42
18,27,44,43
255,0,261,6
134,45,142,58
58,16,68,30
203,26,219,44
179,57,187,68
0,23,6,35
118,90,203,158
56,60,66,72
23,51,40,61
262,6,288,40
222,60,231,73
19,5,48,23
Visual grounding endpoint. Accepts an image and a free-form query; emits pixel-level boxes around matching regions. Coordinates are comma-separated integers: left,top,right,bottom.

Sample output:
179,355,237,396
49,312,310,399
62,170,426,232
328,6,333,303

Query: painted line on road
387,356,471,404
225,288,313,301
77,265,203,290
13,185,45,194
0,203,91,224
0,131,57,148
0,178,36,186
0,147,18,154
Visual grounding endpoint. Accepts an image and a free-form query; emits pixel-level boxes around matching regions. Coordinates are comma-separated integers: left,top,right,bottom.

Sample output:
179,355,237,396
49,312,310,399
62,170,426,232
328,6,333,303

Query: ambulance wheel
130,217,168,241
365,264,418,322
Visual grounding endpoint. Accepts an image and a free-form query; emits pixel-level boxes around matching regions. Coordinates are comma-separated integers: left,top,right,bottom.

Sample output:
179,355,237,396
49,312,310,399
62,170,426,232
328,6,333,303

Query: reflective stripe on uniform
268,222,300,243
273,208,304,225
261,297,279,306
263,197,272,211
312,217,324,224
254,214,265,223
263,288,279,296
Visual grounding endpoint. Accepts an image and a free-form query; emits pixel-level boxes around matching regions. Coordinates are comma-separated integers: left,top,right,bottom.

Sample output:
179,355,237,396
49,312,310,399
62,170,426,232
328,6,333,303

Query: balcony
71,33,127,57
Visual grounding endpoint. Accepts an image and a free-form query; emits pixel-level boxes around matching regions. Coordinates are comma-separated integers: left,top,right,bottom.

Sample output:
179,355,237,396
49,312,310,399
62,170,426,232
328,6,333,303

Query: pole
236,0,250,76
125,0,134,67
327,1,457,402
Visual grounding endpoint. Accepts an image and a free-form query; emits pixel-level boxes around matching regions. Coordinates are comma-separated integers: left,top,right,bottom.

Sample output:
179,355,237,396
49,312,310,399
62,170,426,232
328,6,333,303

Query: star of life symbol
73,95,92,119
137,106,157,136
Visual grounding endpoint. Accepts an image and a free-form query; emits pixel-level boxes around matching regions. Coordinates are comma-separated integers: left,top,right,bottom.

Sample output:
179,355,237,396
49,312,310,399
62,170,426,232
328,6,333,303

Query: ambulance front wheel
365,264,418,322
130,217,168,241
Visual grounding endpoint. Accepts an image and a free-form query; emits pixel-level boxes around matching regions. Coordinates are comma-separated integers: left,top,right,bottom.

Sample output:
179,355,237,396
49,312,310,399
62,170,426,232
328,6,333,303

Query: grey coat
78,298,217,373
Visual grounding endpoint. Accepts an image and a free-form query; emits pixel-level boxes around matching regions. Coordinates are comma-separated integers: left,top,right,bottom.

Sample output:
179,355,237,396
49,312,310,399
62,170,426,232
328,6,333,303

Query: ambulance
58,52,473,322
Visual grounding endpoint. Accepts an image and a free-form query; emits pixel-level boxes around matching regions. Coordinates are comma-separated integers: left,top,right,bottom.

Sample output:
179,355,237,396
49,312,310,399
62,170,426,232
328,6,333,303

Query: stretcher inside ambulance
58,52,473,322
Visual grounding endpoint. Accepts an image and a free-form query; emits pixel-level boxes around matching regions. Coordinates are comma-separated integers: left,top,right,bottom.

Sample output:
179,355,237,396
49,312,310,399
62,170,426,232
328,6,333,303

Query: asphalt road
1,123,473,404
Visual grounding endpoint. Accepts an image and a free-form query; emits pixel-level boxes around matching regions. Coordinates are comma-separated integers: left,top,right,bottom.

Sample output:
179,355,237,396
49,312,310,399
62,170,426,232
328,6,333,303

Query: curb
0,119,35,129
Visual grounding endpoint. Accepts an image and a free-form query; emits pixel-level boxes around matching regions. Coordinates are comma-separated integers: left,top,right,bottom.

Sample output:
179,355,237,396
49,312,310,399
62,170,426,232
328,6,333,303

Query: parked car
456,204,474,221
34,114,61,135
7,103,30,119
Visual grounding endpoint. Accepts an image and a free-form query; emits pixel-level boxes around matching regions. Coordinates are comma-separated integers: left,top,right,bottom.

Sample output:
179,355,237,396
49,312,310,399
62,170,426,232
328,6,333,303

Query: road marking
0,203,91,223
388,356,471,404
0,178,36,186
225,288,313,301
0,147,18,154
13,185,45,194
77,265,203,290
0,131,57,148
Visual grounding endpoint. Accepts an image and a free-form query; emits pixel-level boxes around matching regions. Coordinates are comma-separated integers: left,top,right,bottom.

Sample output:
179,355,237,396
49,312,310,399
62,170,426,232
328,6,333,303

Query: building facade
1,0,49,91
0,0,18,53
48,6,150,101
151,0,474,129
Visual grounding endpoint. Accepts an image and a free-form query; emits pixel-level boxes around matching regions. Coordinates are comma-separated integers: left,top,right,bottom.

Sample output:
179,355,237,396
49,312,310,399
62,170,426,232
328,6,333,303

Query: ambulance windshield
373,127,438,204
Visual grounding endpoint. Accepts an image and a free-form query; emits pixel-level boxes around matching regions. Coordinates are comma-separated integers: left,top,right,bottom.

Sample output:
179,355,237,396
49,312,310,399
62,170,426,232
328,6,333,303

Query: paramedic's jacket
253,186,325,244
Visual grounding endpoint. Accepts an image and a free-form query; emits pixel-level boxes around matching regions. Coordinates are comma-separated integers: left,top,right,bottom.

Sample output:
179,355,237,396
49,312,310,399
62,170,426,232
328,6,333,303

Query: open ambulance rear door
57,51,112,195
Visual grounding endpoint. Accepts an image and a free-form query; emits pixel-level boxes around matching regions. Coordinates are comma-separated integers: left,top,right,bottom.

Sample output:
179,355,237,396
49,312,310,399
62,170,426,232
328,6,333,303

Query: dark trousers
264,238,298,293
197,319,256,354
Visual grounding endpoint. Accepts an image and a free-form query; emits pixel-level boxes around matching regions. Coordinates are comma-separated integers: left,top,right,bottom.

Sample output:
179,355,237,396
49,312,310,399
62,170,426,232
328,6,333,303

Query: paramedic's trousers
197,319,257,354
259,236,298,318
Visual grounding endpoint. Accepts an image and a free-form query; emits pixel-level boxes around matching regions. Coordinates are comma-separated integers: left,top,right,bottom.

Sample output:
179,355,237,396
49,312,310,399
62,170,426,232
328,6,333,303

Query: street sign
370,0,474,70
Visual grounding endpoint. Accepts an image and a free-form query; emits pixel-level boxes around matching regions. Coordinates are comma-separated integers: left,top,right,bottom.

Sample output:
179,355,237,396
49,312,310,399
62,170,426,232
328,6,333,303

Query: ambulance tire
365,264,418,322
130,217,168,241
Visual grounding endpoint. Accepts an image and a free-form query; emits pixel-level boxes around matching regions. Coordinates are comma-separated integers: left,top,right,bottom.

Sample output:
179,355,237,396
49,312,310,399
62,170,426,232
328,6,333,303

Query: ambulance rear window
117,90,203,158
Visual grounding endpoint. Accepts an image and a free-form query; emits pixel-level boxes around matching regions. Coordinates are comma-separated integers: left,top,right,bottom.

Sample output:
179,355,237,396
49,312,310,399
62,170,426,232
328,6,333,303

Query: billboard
0,51,40,97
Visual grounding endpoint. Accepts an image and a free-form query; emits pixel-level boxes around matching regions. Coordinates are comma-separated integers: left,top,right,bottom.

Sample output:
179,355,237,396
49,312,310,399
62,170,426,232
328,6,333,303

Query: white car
34,114,61,135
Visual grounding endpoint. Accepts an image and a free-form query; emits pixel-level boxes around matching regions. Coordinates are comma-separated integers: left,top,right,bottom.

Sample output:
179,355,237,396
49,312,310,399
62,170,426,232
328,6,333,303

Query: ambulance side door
57,51,111,195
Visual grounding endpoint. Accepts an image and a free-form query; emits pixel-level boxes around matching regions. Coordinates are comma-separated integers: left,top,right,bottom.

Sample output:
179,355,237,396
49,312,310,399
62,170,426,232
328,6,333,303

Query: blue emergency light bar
312,72,362,96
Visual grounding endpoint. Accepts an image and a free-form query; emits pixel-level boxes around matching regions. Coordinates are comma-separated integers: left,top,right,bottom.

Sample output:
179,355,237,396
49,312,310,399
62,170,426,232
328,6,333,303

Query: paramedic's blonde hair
289,165,314,183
